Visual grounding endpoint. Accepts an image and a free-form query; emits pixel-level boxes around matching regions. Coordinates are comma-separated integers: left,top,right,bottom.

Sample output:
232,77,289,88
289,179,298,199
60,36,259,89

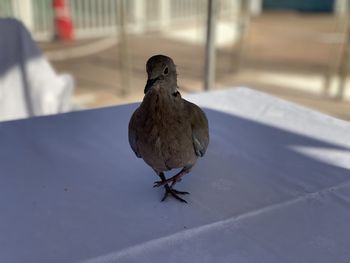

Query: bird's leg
156,172,189,203
154,166,192,188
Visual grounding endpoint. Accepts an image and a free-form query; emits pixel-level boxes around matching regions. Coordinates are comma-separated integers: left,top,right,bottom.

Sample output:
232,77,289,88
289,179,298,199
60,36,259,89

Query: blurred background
0,0,350,121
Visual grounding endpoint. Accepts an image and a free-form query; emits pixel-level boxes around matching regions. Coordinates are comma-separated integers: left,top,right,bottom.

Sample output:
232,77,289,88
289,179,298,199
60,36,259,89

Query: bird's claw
172,189,190,195
153,181,163,188
153,177,182,188
161,186,189,203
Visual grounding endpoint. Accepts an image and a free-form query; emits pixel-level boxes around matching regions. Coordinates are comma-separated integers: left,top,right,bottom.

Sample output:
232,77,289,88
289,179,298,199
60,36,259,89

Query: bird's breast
136,97,196,171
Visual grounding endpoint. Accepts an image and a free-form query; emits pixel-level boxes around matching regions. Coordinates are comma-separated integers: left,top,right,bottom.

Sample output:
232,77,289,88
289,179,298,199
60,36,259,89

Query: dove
128,55,209,203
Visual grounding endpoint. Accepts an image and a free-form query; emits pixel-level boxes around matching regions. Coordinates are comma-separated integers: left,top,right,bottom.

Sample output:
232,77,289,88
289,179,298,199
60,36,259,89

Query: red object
53,0,74,41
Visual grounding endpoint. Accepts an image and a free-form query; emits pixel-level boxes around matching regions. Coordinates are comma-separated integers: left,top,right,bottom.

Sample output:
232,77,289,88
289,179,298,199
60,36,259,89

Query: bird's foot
161,185,189,203
154,167,191,188
153,177,182,188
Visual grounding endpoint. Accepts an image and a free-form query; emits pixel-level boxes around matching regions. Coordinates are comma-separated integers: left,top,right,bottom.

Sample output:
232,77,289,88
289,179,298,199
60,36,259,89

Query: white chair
0,18,74,122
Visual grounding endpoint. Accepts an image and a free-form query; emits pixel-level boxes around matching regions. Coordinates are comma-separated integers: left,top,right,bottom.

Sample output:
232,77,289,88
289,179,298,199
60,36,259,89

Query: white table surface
1,88,350,263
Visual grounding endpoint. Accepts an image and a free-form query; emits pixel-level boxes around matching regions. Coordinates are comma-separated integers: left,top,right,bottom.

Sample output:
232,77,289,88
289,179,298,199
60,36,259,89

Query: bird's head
144,55,177,94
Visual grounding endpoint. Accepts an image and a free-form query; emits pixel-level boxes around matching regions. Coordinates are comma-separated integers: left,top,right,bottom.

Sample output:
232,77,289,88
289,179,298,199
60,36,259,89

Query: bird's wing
128,109,142,158
185,100,209,157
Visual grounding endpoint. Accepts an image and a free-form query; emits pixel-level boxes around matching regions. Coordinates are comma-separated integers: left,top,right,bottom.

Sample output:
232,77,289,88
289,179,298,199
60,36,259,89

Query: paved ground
41,13,350,121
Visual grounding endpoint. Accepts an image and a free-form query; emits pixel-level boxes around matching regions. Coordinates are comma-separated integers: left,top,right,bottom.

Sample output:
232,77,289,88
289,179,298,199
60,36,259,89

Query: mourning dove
128,55,209,203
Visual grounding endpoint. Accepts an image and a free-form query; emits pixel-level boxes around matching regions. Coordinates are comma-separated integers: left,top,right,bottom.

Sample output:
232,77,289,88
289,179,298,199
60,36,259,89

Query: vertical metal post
323,14,342,96
14,0,34,31
204,0,217,91
324,0,350,99
116,0,131,95
231,0,250,72
249,0,262,16
336,15,350,100
133,0,145,33
160,0,171,30
195,0,203,42
335,0,349,15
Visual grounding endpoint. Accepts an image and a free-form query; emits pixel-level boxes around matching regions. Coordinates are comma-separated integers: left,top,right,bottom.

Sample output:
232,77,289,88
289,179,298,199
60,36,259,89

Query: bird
128,55,209,203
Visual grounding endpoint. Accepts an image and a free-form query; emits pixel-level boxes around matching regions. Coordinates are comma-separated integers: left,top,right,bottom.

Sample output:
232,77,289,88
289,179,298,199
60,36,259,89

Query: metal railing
0,0,239,41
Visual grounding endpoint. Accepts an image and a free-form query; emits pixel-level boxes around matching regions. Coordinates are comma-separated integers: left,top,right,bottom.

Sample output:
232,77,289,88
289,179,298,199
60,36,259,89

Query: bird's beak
144,77,159,94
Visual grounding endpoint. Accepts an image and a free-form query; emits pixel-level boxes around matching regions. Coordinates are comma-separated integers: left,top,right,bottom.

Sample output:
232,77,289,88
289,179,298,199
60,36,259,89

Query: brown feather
128,55,209,176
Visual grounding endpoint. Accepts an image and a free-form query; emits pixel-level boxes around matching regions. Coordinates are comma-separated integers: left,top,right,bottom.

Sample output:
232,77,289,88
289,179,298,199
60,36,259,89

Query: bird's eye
163,67,169,75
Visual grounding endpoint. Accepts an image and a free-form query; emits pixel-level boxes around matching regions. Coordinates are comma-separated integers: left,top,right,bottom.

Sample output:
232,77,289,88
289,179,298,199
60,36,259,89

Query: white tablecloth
1,88,350,263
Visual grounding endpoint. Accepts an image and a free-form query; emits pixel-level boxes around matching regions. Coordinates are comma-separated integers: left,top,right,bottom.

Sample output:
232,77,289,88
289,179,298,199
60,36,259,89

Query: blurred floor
40,12,350,121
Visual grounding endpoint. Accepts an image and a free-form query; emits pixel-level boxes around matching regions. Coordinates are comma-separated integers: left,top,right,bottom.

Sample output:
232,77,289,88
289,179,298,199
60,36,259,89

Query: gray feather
128,111,142,158
186,101,209,158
